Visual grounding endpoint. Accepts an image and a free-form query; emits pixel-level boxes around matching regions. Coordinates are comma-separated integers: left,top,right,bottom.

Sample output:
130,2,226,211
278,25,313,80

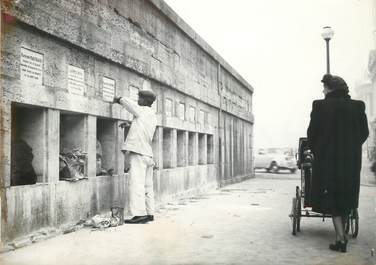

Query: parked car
254,148,297,173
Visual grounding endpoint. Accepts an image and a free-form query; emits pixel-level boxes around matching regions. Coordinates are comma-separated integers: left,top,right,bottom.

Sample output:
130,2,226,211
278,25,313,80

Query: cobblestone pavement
0,172,375,265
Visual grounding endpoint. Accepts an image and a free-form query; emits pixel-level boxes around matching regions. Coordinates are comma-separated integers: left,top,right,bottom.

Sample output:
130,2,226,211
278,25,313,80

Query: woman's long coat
307,90,369,215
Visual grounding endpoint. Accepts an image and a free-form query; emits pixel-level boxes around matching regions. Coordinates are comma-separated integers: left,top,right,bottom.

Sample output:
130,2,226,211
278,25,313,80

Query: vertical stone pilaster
230,118,234,178
152,126,163,201
171,128,177,168
244,126,248,174
116,121,124,176
46,109,60,183
1,101,11,188
203,134,207,164
193,133,199,165
184,131,189,167
153,126,163,169
87,115,96,178
46,109,60,227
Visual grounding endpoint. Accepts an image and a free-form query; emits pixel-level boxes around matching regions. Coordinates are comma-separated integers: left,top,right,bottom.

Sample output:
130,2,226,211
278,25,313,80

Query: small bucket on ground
111,206,124,224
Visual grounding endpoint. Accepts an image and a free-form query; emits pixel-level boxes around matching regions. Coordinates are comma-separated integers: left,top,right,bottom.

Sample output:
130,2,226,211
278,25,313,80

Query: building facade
361,0,376,159
354,75,374,158
0,0,254,243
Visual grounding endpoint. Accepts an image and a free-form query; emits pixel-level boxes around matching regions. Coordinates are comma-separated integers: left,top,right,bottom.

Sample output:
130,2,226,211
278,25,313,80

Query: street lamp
321,26,334,74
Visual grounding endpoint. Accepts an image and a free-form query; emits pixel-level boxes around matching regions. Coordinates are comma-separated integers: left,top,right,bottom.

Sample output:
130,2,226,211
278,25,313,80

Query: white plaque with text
67,65,85,95
20,47,43,84
102,77,115,102
129,85,139,102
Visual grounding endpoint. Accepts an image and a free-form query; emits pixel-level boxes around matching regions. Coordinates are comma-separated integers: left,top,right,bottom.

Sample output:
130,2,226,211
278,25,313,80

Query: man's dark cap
138,90,156,102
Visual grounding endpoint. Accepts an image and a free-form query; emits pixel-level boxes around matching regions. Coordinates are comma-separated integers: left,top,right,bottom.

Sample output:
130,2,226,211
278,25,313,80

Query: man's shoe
124,216,149,224
147,215,154,222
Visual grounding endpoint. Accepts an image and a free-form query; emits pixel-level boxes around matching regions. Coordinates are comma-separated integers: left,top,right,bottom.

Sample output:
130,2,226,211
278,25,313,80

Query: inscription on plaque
166,98,173,117
102,77,115,102
199,110,205,124
20,47,43,84
178,102,185,120
189,106,196,122
67,65,85,95
129,85,139,102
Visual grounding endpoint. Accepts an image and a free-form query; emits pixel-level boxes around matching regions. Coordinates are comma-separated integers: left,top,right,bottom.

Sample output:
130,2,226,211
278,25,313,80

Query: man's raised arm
113,97,141,118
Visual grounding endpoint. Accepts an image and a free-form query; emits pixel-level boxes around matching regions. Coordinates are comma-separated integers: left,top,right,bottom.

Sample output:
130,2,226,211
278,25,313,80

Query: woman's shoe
329,240,347,253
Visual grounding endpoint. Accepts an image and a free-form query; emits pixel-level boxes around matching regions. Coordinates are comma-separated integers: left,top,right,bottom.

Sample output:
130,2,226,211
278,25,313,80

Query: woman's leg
341,215,348,241
330,215,348,252
332,216,345,242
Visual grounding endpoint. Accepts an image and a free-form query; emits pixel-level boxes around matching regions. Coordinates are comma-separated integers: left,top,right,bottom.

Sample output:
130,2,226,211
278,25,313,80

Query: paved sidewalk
0,173,375,265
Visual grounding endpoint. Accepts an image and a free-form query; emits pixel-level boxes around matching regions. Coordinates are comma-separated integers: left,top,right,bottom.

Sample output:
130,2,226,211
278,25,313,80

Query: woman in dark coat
307,74,369,252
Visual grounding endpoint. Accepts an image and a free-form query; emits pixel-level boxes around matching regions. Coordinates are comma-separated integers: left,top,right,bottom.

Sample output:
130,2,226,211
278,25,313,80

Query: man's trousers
128,152,155,216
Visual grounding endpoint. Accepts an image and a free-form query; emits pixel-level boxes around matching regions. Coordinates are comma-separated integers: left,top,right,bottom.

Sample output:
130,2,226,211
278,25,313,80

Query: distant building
0,0,254,244
354,73,374,158
364,0,376,159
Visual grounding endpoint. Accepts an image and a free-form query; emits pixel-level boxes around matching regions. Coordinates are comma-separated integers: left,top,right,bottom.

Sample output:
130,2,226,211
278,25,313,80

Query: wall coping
148,0,254,93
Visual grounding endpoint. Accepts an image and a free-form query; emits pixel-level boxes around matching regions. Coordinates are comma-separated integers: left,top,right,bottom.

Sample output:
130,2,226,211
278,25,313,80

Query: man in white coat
113,82,157,224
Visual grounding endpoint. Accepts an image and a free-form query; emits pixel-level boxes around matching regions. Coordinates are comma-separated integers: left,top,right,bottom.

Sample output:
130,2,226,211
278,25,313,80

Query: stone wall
0,0,254,243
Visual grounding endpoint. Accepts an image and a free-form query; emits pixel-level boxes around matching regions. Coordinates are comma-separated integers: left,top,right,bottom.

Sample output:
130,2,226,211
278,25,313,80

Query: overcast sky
164,0,375,150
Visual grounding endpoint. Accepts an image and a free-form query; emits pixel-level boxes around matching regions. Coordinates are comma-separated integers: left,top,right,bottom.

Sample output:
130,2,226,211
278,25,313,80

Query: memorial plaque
102,77,115,102
165,98,173,117
189,106,196,122
67,65,85,96
129,85,139,102
20,47,43,84
178,102,185,120
199,110,205,124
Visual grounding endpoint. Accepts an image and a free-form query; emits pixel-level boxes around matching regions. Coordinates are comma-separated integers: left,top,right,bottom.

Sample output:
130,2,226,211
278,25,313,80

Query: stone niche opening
198,133,207,165
11,103,46,186
163,128,173,169
96,118,117,176
207,134,214,164
177,130,187,167
188,132,196,166
59,111,87,180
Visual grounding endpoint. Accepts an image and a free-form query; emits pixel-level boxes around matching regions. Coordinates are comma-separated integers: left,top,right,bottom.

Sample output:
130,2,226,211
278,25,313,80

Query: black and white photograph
0,0,375,264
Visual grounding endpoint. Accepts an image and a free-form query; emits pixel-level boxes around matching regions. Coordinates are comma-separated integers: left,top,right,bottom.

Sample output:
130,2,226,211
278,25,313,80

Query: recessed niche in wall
11,103,46,186
188,132,196,166
198,133,206,165
59,112,87,180
163,128,173,168
207,134,214,164
177,130,187,167
97,118,116,176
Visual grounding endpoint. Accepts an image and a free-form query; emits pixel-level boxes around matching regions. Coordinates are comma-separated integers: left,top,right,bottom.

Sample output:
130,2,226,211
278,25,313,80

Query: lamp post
321,26,334,74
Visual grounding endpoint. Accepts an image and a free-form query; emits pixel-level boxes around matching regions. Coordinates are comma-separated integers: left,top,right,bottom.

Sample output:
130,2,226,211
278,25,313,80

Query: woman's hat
321,74,332,85
321,74,348,91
